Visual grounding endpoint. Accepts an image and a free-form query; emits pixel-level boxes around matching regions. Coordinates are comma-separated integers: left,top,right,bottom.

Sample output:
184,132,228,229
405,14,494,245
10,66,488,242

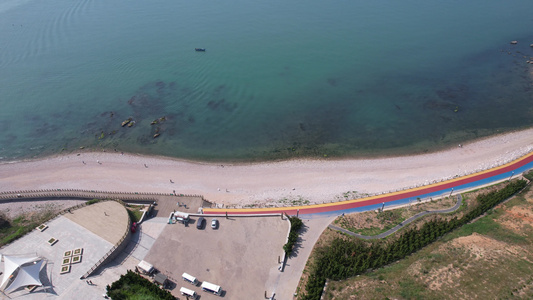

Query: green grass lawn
126,206,144,222
0,212,55,246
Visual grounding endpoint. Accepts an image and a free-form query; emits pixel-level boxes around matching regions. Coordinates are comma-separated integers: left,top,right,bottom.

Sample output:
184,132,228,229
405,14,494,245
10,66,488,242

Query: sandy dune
1,129,532,207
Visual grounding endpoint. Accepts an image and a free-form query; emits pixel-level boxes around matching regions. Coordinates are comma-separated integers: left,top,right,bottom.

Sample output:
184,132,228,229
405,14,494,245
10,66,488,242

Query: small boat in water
195,48,206,52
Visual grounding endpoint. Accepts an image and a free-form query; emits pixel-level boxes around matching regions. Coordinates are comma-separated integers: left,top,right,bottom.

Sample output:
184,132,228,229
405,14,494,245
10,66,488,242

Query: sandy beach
1,129,532,207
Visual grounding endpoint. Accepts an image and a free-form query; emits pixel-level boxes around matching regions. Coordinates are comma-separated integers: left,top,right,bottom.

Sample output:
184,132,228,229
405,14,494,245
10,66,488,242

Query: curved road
328,194,463,239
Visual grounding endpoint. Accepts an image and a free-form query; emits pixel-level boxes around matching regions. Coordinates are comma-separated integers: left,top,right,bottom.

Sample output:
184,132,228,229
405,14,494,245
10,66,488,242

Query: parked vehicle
201,281,222,295
180,287,198,299
136,260,154,275
211,218,218,229
196,217,206,229
130,222,137,233
173,212,190,224
182,272,198,285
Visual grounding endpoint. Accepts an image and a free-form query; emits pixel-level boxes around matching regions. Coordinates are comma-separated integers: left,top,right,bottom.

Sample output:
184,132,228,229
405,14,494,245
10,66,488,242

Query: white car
211,218,218,229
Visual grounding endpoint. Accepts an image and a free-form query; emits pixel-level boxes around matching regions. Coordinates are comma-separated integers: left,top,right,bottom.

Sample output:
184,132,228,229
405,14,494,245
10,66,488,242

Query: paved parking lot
144,215,289,299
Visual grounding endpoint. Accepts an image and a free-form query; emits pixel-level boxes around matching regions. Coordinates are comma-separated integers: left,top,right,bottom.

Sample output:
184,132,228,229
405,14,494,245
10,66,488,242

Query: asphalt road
328,194,463,240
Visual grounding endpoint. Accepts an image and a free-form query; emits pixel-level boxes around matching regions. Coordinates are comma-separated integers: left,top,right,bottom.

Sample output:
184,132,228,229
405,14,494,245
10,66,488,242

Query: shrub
86,199,101,205
284,216,304,255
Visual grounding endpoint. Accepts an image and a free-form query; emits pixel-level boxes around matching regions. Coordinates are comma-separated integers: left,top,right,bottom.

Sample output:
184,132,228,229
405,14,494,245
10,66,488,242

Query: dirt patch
336,210,386,231
448,233,516,259
408,232,531,294
406,260,423,277
506,206,533,223
426,263,463,291
498,205,533,234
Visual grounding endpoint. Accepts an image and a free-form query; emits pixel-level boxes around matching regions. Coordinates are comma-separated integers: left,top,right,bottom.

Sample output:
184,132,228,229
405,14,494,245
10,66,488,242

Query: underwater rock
121,117,132,127
151,116,166,125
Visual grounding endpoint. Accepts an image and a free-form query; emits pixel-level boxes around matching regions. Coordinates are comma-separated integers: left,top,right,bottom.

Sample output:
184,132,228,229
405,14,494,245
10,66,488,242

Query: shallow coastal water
1,0,533,162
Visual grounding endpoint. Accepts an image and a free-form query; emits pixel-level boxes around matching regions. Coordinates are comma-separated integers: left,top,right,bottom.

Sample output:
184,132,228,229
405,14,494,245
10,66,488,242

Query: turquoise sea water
1,0,533,162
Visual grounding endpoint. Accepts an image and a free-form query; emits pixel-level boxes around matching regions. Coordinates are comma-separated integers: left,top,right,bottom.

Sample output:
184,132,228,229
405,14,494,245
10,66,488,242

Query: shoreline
2,127,531,166
1,126,530,166
1,128,533,206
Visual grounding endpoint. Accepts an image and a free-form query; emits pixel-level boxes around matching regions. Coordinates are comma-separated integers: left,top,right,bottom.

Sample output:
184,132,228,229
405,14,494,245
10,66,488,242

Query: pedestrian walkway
204,150,533,216
64,201,128,244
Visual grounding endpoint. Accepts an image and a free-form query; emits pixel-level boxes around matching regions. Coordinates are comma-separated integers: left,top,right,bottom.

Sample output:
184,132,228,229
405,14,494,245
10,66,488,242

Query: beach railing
0,188,208,205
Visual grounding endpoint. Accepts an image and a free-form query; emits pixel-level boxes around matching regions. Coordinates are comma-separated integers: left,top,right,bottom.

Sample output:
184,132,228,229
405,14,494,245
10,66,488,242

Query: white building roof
1,255,43,293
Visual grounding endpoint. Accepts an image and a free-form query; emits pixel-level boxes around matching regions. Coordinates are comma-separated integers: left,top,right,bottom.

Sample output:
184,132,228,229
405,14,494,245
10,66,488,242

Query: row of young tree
301,179,528,300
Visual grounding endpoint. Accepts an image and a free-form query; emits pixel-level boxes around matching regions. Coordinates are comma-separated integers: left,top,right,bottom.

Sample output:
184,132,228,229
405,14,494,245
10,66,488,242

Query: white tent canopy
1,255,43,293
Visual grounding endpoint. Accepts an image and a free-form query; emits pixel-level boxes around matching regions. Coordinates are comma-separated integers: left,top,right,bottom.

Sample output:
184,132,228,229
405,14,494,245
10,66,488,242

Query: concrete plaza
0,201,128,299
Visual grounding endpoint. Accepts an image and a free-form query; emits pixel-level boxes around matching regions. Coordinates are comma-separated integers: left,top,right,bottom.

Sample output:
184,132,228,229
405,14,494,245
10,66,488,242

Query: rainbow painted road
203,151,533,217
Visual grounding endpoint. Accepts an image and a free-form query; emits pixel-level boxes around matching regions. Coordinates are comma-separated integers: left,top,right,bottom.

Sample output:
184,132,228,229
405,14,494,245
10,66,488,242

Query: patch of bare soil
329,278,382,299
418,233,531,292
337,210,385,231
426,263,463,291
449,233,528,261
500,206,533,233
